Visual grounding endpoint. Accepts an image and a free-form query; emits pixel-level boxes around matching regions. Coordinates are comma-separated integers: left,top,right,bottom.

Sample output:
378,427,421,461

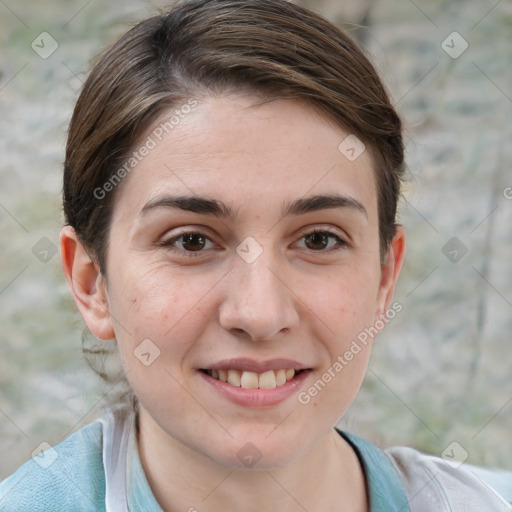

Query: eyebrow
139,193,367,220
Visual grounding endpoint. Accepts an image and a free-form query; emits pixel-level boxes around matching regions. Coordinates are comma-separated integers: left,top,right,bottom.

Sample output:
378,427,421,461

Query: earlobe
375,225,406,318
59,226,115,340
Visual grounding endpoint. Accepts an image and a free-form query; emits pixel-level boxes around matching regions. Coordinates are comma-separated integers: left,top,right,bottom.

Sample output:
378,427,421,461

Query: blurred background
1,0,511,479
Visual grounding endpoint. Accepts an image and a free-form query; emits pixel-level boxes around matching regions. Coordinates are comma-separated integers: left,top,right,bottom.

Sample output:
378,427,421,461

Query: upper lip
201,358,310,373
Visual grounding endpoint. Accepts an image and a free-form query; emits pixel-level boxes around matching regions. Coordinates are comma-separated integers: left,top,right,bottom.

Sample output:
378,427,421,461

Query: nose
218,250,300,341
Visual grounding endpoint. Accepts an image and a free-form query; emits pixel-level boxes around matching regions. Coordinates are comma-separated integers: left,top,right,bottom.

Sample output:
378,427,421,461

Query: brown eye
160,232,214,253
298,230,346,251
181,233,207,251
304,232,329,250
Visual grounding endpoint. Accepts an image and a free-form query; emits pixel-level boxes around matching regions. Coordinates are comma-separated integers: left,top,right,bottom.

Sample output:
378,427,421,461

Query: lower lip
199,370,311,407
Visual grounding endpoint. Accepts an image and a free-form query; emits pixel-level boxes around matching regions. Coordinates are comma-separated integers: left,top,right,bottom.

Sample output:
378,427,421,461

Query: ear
375,225,406,319
59,225,115,340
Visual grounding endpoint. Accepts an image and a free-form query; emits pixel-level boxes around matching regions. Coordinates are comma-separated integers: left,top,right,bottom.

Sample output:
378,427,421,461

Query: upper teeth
208,369,296,389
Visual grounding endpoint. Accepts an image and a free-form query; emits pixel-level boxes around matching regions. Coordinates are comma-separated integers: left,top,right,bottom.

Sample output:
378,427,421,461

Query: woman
1,0,510,510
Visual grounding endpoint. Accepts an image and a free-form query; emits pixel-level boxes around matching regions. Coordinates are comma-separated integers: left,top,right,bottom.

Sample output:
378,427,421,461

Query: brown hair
63,0,404,388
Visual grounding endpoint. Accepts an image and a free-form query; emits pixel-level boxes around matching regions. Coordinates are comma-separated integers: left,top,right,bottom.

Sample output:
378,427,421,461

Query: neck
136,409,368,512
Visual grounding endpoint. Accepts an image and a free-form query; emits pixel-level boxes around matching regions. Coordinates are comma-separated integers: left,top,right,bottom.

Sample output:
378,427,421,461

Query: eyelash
158,228,348,256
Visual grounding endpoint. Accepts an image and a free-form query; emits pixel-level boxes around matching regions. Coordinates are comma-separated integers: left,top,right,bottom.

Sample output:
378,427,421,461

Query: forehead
112,94,377,221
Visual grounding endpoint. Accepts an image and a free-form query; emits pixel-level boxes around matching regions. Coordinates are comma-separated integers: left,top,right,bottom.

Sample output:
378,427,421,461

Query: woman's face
70,94,404,469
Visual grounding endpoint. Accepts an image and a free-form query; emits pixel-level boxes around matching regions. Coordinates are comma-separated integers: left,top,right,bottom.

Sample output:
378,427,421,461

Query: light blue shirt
0,406,509,511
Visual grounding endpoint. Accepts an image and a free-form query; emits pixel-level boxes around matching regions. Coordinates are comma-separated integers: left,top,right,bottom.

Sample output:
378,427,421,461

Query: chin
203,423,313,471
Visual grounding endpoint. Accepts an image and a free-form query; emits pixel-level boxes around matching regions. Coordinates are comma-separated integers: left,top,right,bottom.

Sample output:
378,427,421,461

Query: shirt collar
126,414,165,512
124,413,410,512
338,429,410,512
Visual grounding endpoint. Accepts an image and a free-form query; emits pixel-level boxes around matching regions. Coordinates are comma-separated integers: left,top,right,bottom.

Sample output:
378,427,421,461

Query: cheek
295,264,379,412
106,263,221,418
301,261,380,336
108,261,222,360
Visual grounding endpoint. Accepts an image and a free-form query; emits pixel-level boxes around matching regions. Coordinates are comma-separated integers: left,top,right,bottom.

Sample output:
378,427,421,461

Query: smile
204,368,301,389
198,358,312,406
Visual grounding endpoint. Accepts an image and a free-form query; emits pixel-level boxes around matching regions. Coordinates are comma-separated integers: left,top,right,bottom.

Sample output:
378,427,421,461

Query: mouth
200,368,305,389
198,359,312,406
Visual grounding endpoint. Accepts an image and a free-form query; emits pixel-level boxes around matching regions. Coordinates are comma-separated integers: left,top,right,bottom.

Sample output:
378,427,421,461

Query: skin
60,94,406,511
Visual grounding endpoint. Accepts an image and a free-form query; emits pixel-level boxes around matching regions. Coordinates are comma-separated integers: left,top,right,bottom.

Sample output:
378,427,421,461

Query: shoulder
0,420,106,512
385,445,512,511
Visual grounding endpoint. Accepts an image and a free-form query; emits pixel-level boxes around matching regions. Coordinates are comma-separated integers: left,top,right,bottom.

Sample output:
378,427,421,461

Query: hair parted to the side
63,0,404,399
